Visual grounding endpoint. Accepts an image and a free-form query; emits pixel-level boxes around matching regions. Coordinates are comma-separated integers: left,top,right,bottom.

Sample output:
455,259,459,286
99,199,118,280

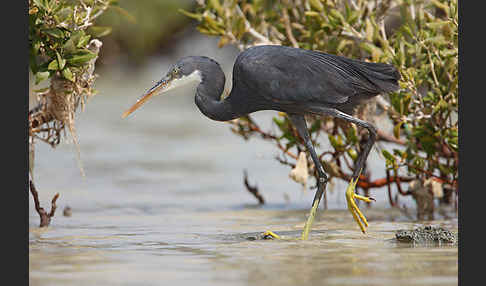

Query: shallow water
29,32,458,286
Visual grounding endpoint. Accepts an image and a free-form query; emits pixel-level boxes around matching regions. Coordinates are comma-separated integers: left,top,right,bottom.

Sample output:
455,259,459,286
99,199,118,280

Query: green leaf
33,0,48,10
365,19,374,42
62,67,75,82
54,7,72,22
208,0,224,16
309,0,324,12
329,9,345,24
345,126,358,144
393,121,405,139
430,0,450,17
438,163,452,175
447,136,458,151
337,39,352,53
328,134,345,151
196,26,221,36
393,149,406,160
48,0,61,13
56,51,66,70
202,15,225,34
272,117,287,132
433,98,449,113
43,28,65,38
424,35,446,45
71,30,85,45
382,149,397,168
63,30,89,51
420,135,437,155
33,87,49,93
77,35,91,48
65,49,97,66
346,148,358,161
63,37,76,53
35,71,50,85
47,59,59,70
401,25,414,38
304,11,320,17
382,150,395,161
426,20,450,29
178,9,203,21
360,42,383,61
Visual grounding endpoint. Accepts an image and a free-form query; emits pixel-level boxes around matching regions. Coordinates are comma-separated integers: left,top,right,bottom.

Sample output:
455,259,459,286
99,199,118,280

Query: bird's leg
310,107,377,233
288,114,328,240
345,125,376,233
343,120,376,233
261,114,327,240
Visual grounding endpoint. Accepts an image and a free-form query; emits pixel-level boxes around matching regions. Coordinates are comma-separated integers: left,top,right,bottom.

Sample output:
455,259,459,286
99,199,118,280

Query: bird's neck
194,69,242,122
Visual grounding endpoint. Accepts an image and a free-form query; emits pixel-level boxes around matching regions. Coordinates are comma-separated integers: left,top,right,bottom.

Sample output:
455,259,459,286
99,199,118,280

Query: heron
122,45,400,240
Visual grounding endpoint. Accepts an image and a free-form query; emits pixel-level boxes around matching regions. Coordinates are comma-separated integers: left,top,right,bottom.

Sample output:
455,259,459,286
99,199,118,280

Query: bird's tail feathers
356,62,401,93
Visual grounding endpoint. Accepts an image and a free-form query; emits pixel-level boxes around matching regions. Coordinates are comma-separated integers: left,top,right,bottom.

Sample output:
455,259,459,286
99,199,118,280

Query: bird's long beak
122,77,170,118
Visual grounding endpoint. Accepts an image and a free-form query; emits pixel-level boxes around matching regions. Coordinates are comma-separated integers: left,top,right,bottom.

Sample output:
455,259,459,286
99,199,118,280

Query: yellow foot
262,231,281,240
346,176,375,234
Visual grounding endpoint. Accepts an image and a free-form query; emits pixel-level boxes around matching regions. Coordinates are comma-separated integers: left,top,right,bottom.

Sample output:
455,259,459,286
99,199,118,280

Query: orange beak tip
122,79,166,119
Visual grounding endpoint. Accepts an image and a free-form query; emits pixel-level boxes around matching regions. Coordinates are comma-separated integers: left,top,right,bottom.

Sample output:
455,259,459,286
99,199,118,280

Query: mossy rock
395,225,457,245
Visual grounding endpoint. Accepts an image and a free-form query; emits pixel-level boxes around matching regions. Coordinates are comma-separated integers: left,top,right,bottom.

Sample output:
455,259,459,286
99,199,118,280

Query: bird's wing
238,47,393,106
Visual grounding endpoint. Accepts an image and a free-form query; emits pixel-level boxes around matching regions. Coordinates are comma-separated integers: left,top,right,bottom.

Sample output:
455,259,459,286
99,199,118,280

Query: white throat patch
165,70,202,93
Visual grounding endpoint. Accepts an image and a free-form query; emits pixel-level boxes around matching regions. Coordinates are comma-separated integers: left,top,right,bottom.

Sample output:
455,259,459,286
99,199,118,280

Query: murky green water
29,33,458,286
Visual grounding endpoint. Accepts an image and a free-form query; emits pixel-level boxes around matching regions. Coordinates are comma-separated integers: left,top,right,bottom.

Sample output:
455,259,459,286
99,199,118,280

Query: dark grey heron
122,45,400,240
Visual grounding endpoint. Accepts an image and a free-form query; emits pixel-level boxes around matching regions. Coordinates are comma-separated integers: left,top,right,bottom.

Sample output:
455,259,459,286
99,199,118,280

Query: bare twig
385,169,396,206
377,129,406,145
282,5,299,48
29,180,60,227
243,170,265,204
341,172,414,190
234,5,275,46
76,0,110,30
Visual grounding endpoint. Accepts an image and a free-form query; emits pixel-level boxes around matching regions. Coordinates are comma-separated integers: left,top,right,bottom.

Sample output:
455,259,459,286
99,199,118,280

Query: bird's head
122,56,209,118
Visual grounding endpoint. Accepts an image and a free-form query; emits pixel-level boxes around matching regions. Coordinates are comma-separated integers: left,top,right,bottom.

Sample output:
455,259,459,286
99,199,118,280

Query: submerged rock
395,225,457,244
245,232,279,241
